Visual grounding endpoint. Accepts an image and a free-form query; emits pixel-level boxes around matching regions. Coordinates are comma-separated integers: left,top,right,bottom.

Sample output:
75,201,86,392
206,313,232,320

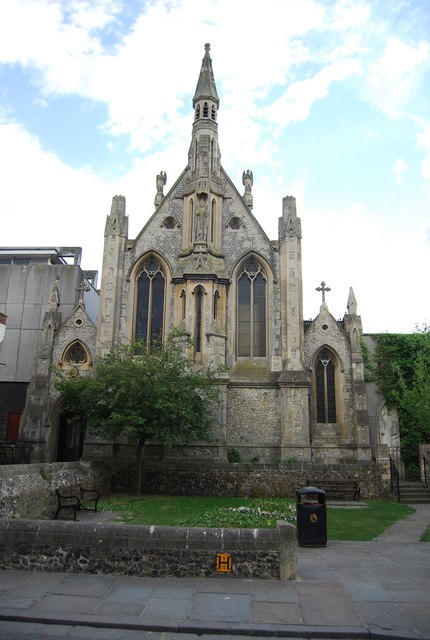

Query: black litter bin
296,486,327,546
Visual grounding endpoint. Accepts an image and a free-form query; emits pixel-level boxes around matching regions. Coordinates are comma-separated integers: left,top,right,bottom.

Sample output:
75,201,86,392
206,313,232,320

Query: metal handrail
423,454,430,487
390,455,400,501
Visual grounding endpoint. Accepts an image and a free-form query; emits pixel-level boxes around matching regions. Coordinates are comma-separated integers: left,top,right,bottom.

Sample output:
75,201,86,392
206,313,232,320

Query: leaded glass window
64,341,87,365
237,258,266,357
195,286,204,353
135,257,165,344
316,349,337,423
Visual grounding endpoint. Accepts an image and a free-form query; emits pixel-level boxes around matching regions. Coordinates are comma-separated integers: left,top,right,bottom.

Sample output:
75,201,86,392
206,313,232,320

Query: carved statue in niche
194,197,208,242
379,403,400,449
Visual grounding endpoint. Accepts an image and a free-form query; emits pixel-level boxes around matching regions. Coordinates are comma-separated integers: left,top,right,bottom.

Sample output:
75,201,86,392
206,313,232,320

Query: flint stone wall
0,519,297,580
134,463,384,499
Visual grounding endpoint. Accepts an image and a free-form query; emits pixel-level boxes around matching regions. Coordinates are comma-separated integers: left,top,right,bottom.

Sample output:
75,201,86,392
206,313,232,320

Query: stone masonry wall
0,519,297,580
226,386,281,463
138,463,384,499
0,461,110,519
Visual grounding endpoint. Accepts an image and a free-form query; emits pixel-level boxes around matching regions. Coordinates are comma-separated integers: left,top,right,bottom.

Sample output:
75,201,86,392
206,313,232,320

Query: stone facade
0,45,384,481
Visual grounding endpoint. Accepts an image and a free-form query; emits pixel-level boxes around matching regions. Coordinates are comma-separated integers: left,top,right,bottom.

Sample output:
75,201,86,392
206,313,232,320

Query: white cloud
393,157,406,184
0,120,110,271
421,157,430,180
417,127,430,180
417,127,430,150
264,59,362,132
0,0,429,334
302,199,429,332
366,36,430,117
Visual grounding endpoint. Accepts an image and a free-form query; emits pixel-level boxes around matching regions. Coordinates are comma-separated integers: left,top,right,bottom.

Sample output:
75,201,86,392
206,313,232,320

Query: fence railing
423,454,430,488
390,453,400,501
0,442,26,465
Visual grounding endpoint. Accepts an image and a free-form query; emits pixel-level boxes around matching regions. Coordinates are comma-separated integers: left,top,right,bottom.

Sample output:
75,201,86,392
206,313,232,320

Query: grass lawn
421,524,430,542
99,495,417,541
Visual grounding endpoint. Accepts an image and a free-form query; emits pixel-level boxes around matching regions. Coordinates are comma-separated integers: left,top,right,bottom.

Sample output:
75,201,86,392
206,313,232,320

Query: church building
1,45,396,475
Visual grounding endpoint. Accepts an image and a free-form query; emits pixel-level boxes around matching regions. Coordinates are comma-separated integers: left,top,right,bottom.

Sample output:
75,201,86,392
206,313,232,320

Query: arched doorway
57,410,86,462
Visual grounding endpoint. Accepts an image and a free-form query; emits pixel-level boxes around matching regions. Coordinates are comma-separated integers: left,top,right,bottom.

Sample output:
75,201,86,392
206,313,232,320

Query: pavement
0,504,429,640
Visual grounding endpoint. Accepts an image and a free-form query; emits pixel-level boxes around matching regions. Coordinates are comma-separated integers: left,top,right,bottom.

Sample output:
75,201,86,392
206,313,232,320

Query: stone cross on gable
76,280,90,305
316,281,331,304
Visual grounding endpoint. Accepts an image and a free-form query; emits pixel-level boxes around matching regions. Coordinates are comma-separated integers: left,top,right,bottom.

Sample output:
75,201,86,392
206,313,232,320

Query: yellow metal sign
310,513,318,523
216,553,233,573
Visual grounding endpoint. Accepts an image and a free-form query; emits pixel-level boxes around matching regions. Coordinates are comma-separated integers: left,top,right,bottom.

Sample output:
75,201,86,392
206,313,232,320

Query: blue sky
0,0,429,333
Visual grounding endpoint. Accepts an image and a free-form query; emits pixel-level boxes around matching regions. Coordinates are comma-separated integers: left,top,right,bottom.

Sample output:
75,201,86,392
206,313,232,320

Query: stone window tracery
315,348,337,424
135,257,165,344
64,340,88,365
194,286,204,353
237,258,266,358
228,217,242,230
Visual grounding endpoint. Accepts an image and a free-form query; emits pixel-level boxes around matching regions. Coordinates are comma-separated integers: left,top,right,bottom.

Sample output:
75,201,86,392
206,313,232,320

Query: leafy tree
56,333,220,493
368,326,430,472
402,331,430,440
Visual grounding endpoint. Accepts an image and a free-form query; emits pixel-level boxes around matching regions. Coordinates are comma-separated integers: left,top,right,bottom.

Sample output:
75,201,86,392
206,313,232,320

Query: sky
0,0,429,334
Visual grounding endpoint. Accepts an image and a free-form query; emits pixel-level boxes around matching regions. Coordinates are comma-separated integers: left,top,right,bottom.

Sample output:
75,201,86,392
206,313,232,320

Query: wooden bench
306,479,361,501
54,487,100,521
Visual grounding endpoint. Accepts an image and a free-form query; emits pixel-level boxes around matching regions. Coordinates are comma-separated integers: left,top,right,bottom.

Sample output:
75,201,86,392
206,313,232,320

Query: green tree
369,327,430,472
402,330,430,441
56,334,220,493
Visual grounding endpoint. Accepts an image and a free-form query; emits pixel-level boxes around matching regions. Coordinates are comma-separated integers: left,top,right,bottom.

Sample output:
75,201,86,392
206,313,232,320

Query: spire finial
347,287,357,315
193,43,219,106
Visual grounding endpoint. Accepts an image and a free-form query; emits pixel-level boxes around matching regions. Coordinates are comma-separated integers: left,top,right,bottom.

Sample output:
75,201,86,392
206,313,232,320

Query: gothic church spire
193,43,219,107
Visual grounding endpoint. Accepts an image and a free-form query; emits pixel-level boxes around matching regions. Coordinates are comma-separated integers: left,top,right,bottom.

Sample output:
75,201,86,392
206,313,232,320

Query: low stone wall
0,519,297,580
0,461,110,519
132,463,384,500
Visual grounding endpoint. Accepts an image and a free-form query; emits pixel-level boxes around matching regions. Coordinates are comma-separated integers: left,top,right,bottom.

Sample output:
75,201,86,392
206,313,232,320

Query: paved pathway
0,505,429,639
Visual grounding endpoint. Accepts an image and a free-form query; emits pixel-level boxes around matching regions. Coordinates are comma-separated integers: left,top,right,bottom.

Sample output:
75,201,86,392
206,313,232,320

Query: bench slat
306,479,361,501
55,487,100,520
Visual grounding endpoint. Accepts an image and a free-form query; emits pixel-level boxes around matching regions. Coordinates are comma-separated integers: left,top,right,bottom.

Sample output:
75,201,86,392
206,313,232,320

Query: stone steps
398,481,430,504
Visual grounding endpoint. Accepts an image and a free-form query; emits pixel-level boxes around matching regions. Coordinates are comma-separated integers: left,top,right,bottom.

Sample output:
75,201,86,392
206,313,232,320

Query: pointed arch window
203,101,209,118
210,198,216,243
194,286,204,353
63,340,89,365
135,257,165,344
180,289,186,321
213,290,220,320
189,199,194,244
237,258,267,357
210,139,214,174
315,349,337,424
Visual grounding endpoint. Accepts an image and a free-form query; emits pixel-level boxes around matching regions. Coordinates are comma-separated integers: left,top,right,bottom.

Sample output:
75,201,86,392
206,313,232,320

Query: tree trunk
135,436,146,495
